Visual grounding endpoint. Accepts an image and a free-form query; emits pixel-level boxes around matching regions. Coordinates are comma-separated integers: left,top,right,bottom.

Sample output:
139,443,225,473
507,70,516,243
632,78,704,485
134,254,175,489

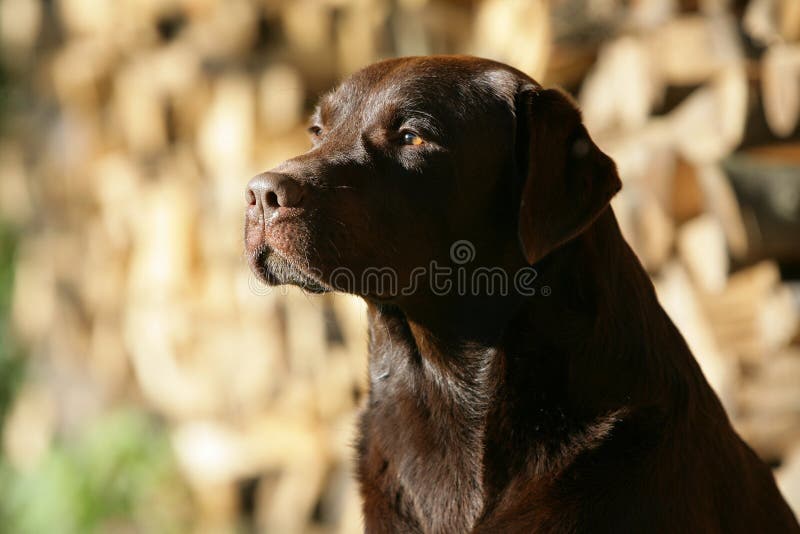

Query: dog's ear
515,87,621,264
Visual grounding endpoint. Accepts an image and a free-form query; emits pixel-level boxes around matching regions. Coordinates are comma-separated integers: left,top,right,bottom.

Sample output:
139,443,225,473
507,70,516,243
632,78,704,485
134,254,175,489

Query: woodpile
0,0,798,530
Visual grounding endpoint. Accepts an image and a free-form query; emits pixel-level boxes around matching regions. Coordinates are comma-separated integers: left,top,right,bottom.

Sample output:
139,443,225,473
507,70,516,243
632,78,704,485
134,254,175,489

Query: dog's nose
246,172,306,218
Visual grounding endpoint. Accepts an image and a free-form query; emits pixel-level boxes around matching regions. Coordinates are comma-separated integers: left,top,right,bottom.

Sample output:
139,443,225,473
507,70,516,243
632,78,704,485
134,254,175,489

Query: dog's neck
369,209,695,410
363,209,710,527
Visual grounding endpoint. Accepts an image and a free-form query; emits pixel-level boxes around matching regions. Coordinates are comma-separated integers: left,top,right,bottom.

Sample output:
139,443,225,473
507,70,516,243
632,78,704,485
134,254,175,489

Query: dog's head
244,56,620,300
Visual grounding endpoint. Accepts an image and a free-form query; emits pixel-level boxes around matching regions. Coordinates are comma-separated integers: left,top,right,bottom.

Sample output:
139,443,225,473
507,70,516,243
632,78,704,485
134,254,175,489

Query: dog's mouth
249,246,331,294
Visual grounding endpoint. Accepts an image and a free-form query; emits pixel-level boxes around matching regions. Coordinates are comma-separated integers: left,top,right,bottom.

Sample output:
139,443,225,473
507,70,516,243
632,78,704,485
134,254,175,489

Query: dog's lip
244,208,303,258
249,246,331,294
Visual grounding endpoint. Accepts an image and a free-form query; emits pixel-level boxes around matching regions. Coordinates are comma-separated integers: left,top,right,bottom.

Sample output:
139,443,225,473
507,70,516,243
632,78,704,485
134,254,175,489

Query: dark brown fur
244,56,799,533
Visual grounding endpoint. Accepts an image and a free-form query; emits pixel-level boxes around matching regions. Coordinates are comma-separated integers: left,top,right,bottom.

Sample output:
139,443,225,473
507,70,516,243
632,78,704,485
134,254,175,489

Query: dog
244,56,799,533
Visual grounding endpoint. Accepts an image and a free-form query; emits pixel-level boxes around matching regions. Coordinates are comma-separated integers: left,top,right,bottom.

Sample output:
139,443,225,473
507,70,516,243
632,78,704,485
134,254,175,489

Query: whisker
327,235,343,262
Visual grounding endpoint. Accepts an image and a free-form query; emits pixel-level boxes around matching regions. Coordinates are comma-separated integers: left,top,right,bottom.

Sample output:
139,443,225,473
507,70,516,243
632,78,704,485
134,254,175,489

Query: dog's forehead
320,57,525,123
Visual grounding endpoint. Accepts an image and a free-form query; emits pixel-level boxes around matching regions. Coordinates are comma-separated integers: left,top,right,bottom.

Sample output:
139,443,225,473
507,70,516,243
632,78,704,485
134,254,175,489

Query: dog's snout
246,172,306,218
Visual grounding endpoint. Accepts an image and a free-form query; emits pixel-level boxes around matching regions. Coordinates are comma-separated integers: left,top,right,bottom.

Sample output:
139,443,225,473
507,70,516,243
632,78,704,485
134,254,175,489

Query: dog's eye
308,125,322,137
401,131,423,146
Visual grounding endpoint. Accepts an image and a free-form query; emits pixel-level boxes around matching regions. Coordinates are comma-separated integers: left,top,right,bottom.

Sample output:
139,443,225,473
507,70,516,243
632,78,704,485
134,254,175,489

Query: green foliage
0,228,192,533
0,222,24,436
0,409,194,534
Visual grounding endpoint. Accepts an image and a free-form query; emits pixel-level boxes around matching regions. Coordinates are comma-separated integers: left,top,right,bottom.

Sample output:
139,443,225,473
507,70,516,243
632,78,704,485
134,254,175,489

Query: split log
0,0,41,63
580,36,659,134
762,43,800,138
259,64,306,137
701,262,799,363
472,0,551,80
52,37,115,110
183,0,258,61
335,1,384,77
649,14,742,86
669,66,748,164
670,158,706,224
781,0,800,42
58,0,115,37
284,287,328,380
113,60,169,155
613,187,675,273
11,238,58,342
744,0,781,46
736,413,800,461
197,75,256,178
0,142,32,225
693,163,749,258
2,383,55,472
677,214,729,294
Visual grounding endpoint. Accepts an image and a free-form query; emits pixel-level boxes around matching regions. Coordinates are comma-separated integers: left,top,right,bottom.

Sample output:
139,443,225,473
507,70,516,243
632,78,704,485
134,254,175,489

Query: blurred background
0,0,799,532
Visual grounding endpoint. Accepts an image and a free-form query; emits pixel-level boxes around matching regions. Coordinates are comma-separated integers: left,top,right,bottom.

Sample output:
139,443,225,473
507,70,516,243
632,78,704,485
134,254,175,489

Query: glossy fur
244,56,799,533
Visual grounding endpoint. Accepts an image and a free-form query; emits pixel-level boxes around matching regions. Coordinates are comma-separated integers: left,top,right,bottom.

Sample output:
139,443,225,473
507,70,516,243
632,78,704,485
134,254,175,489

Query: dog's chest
361,337,495,532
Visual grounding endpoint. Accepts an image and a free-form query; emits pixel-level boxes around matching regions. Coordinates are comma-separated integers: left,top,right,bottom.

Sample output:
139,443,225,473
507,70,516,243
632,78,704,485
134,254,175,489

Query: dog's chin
250,247,331,294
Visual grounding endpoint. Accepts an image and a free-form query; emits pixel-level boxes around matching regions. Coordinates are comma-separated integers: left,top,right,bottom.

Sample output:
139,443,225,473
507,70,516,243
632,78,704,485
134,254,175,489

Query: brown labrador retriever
244,56,799,533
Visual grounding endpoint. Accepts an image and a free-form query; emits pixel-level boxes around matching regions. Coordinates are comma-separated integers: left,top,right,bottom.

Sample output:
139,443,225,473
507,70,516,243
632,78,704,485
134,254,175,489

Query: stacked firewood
0,0,798,531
